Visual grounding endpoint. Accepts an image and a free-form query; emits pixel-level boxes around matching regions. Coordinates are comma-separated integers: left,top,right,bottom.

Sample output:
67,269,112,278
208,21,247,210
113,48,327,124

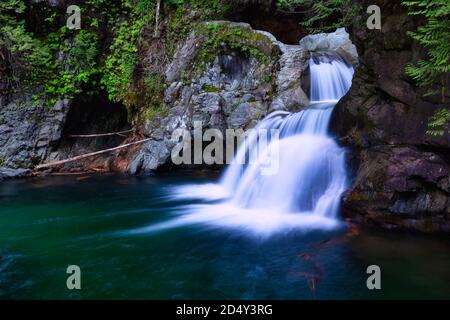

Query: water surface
0,174,449,299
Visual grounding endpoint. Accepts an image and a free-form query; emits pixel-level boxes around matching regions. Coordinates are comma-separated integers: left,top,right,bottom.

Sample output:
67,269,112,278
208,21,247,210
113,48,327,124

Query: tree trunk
154,0,161,38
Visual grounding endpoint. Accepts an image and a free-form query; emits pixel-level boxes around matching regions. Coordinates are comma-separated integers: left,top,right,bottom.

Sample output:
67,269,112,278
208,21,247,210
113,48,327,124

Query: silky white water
136,53,354,236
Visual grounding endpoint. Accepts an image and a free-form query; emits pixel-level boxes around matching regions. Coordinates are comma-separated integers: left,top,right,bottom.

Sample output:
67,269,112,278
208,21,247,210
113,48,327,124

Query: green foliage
89,0,155,105
79,0,228,113
403,0,450,135
0,25,52,88
42,29,100,105
1,0,105,105
101,20,145,104
196,22,271,72
0,0,230,117
0,0,155,108
403,0,450,95
143,74,165,110
427,108,450,136
203,84,221,93
0,0,25,25
0,0,52,90
141,73,168,122
276,0,360,33
263,75,272,83
165,0,229,57
166,0,185,5
191,0,226,17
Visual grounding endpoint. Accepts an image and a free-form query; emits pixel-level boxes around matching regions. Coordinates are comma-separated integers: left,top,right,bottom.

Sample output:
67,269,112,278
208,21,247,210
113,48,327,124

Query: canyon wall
331,0,450,232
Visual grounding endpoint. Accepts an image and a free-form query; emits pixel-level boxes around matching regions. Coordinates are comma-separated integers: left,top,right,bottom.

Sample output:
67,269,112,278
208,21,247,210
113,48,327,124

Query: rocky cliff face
0,95,70,179
117,22,359,175
115,21,312,174
1,18,311,176
331,0,450,232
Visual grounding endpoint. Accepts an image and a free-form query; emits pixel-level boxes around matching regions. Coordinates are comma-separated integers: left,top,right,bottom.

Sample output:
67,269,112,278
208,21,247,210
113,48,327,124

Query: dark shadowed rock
330,0,450,232
0,96,70,170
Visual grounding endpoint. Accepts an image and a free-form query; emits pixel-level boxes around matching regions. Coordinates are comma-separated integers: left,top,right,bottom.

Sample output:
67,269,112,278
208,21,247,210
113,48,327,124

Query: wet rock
127,140,171,174
228,102,264,129
165,31,202,83
0,96,70,170
0,167,31,180
299,28,359,65
270,45,309,112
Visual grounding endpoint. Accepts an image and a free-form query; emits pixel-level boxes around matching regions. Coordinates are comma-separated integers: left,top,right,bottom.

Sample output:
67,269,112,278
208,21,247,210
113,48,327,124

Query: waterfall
152,53,355,236
220,54,353,220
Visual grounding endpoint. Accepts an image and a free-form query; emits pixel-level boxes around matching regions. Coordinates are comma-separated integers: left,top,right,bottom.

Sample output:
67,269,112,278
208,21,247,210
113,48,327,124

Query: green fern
427,108,450,136
403,0,450,136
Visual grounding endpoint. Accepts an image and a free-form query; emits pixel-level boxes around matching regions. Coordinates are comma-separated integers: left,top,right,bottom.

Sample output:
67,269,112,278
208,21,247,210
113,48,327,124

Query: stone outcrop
270,44,309,112
122,23,358,175
330,0,450,232
299,27,359,66
0,95,70,176
119,21,310,174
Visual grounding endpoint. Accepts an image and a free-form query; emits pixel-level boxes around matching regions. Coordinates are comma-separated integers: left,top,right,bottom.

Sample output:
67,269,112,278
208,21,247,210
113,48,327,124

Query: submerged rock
0,167,31,180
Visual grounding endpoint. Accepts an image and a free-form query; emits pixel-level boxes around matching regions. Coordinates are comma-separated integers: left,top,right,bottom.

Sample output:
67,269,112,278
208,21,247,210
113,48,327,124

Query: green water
0,174,449,299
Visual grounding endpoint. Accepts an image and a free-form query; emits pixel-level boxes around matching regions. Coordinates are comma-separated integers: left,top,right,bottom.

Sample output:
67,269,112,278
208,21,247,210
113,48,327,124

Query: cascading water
133,53,354,236
218,53,353,223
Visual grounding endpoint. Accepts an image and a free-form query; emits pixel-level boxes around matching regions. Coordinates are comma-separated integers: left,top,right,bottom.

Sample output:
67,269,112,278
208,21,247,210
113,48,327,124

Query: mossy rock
194,21,281,68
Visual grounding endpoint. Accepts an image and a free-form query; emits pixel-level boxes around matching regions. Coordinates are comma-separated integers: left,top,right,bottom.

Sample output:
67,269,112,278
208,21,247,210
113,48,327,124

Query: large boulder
0,96,70,171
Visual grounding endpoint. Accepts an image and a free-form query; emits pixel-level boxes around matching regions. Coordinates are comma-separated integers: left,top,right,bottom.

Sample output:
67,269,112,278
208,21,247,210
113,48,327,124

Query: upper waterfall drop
309,54,355,103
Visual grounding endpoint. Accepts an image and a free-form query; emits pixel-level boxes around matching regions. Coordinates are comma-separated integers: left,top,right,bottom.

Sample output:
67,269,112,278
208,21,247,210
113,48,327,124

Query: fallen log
68,129,133,138
35,138,152,170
